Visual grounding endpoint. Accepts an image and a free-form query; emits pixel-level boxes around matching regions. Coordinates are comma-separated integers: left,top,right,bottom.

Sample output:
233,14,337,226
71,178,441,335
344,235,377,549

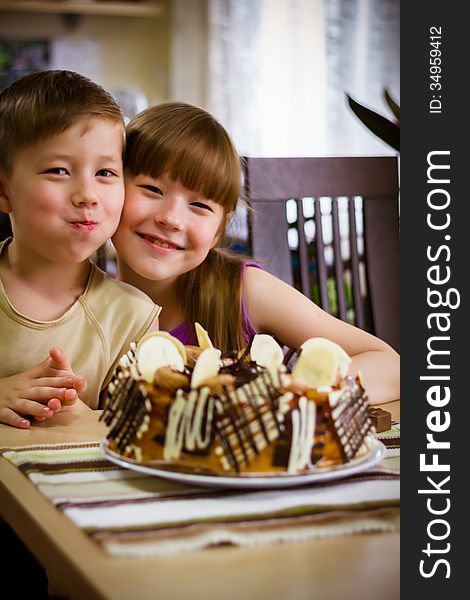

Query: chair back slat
313,199,330,311
242,156,399,351
296,199,311,298
348,197,365,329
331,198,348,321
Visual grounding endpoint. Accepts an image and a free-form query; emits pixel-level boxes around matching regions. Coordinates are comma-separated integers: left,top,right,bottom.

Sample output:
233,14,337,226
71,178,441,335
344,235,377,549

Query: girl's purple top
169,261,260,345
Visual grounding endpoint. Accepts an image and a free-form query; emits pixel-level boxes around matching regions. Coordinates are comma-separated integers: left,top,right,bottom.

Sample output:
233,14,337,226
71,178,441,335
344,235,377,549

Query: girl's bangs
167,144,240,212
126,117,240,212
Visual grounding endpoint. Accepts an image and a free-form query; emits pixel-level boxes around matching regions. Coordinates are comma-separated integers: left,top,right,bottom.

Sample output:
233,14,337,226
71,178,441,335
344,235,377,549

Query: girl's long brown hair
125,102,250,353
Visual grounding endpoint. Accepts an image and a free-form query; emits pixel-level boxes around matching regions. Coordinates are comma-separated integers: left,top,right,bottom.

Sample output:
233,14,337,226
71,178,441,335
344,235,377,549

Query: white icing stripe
164,391,186,460
164,389,214,459
288,410,300,473
287,397,316,472
195,388,214,448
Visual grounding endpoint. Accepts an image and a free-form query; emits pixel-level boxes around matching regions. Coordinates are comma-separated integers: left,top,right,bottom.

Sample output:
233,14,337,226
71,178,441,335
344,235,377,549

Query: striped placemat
1,436,399,557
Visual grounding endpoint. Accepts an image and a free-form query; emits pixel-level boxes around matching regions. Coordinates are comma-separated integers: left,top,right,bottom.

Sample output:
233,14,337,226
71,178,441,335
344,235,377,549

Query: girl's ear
0,177,12,213
211,211,233,249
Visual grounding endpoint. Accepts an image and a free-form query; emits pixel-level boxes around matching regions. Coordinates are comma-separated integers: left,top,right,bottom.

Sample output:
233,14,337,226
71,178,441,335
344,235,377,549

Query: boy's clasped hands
0,346,87,429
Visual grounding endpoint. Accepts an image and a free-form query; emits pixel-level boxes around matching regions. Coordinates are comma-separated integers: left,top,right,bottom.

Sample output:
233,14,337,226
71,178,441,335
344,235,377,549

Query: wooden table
0,402,400,600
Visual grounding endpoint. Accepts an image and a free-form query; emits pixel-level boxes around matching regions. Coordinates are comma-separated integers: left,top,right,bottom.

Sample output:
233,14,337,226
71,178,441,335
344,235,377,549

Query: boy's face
0,118,124,265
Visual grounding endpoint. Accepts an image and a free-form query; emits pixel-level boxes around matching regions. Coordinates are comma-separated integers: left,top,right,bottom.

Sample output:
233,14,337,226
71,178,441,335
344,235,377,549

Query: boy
0,70,160,428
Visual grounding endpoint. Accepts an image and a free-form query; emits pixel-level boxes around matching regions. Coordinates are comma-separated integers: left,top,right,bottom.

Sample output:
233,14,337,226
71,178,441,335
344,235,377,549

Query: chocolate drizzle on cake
310,381,373,466
212,370,286,473
101,346,152,455
329,382,373,461
115,382,149,453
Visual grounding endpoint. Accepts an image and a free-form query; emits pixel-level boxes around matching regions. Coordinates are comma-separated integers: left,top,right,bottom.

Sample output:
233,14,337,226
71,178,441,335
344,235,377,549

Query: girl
112,102,399,405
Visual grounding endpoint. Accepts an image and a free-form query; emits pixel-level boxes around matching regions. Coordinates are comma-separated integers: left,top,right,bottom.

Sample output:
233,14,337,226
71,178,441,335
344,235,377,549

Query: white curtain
323,0,400,155
208,0,399,156
207,0,328,156
170,0,400,157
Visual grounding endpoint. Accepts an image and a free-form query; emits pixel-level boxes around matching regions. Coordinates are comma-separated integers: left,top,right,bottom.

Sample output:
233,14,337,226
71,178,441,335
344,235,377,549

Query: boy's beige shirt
0,239,161,409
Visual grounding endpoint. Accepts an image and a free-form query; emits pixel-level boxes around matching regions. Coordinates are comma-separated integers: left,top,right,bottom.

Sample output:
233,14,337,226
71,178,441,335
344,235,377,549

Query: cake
101,325,374,476
369,407,392,433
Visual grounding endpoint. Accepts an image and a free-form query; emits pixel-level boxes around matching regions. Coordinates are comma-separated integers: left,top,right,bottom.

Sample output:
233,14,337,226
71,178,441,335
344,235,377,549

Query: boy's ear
0,177,12,213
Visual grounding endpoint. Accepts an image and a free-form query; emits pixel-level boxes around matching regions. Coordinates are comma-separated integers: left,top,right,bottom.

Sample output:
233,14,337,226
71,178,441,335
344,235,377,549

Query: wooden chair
0,212,12,242
242,156,400,352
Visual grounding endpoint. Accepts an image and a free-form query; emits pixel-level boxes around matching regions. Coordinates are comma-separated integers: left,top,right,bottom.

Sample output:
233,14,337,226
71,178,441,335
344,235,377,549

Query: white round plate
100,437,386,490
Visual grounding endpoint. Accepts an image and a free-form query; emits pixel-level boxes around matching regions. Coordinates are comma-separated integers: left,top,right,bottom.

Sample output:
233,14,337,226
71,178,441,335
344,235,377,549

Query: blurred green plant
311,277,354,323
346,88,400,152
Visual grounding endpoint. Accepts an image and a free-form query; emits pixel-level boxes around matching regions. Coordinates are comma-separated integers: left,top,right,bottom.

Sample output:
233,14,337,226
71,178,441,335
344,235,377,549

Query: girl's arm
243,267,399,405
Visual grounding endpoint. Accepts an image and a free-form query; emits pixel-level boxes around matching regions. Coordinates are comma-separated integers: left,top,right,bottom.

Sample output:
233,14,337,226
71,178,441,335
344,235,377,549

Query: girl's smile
137,231,185,251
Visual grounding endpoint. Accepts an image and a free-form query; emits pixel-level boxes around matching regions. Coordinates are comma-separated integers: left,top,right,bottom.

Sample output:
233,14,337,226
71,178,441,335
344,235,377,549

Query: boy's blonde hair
0,70,125,175
125,102,249,353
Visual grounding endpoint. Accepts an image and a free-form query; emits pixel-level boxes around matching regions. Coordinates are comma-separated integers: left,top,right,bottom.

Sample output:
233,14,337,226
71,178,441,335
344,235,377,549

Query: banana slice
195,322,213,349
250,334,284,369
191,347,222,388
139,331,187,363
136,332,186,382
300,337,351,378
291,345,338,388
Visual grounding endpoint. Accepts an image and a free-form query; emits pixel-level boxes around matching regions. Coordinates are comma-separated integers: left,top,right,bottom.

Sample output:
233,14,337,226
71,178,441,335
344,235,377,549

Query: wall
169,0,208,107
0,3,171,109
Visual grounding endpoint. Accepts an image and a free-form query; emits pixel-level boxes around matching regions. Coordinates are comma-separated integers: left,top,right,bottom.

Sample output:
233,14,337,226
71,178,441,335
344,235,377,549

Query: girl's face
113,172,225,283
0,119,124,265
